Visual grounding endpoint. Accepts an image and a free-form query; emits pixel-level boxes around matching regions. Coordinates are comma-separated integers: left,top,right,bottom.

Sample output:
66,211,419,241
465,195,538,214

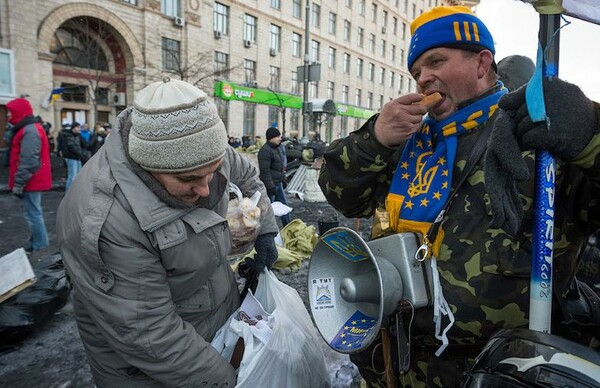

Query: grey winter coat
56,109,277,387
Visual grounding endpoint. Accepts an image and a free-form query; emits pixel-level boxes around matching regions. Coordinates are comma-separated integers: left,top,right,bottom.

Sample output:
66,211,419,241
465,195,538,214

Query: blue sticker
322,230,369,262
330,310,378,351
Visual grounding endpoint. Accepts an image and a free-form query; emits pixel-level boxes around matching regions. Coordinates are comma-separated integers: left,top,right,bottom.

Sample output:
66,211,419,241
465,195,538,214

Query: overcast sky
475,0,600,101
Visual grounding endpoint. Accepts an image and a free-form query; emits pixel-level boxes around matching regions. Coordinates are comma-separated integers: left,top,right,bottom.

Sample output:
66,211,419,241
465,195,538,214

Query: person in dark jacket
258,127,291,226
57,121,84,190
6,98,52,253
90,123,108,155
497,54,535,91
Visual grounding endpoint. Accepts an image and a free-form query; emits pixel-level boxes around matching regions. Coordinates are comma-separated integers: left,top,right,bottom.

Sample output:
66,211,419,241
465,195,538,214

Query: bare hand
373,93,428,147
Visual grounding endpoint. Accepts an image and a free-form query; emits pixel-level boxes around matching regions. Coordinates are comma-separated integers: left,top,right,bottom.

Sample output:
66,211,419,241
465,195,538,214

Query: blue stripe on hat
407,7,495,71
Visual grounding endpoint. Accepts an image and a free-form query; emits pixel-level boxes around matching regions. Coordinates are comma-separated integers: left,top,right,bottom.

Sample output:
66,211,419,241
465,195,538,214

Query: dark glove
499,78,597,160
484,110,530,235
247,232,278,273
267,187,277,198
12,185,24,199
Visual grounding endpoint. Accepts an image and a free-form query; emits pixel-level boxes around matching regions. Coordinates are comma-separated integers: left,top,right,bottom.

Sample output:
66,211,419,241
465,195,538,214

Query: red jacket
7,98,52,191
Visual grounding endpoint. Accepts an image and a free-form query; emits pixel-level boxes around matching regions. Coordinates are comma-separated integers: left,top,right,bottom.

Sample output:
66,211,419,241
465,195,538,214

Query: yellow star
351,321,357,325
401,161,409,169
361,319,366,323
420,198,429,207
402,172,410,180
433,191,442,200
427,140,433,148
442,181,449,189
342,340,347,344
409,151,415,158
442,169,449,176
340,333,346,338
344,326,349,330
405,200,414,209
416,140,424,149
437,156,446,166
347,343,353,347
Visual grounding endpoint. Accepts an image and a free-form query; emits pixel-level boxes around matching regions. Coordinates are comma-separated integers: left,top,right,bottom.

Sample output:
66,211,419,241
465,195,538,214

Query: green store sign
213,81,375,119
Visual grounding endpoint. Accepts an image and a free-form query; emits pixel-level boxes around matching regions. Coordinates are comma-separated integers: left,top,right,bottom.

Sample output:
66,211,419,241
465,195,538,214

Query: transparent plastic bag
212,270,331,387
227,183,261,256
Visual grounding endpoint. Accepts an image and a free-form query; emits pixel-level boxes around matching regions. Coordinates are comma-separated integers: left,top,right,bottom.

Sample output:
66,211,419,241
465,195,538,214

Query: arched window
51,23,109,71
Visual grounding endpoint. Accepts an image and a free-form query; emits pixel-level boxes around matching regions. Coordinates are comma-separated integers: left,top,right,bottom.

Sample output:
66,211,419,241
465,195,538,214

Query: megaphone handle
380,327,398,388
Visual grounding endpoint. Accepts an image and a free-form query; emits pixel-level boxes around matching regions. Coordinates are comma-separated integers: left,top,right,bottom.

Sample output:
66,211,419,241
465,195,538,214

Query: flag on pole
41,87,65,110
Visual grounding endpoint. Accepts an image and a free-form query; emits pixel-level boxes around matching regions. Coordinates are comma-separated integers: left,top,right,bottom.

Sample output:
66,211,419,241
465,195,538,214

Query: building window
243,103,255,137
244,14,257,42
244,59,256,84
269,66,280,90
371,3,377,22
357,27,364,47
269,106,279,127
412,4,416,19
382,10,388,30
403,0,408,14
399,75,404,93
214,51,229,79
291,109,300,132
408,78,413,93
291,71,299,94
214,2,229,34
270,24,281,52
343,53,350,74
380,39,386,57
327,81,335,100
328,12,337,34
309,82,318,98
355,88,362,107
341,116,348,137
402,22,407,40
367,92,373,109
379,94,384,109
356,58,363,78
368,63,375,81
393,17,398,35
399,48,405,66
61,83,88,104
122,0,138,4
292,33,302,57
312,3,321,28
162,37,180,71
359,0,365,16
293,0,302,18
379,67,385,85
389,71,395,88
328,47,336,69
369,34,375,53
391,44,396,62
342,85,349,104
271,0,280,10
162,0,180,17
311,40,320,62
343,20,351,41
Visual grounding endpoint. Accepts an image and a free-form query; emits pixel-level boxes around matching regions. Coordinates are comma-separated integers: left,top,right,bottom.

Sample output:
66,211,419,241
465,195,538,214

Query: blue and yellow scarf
385,83,507,256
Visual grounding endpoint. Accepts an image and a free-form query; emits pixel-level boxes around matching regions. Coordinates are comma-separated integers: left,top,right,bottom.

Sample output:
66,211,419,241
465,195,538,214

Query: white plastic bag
212,270,331,387
227,183,261,256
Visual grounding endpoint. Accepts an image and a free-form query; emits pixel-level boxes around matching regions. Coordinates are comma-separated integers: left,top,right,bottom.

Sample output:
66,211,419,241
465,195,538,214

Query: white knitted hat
129,76,228,173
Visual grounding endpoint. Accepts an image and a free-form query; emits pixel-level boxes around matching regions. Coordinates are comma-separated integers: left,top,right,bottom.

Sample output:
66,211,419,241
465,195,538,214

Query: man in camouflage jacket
319,6,600,387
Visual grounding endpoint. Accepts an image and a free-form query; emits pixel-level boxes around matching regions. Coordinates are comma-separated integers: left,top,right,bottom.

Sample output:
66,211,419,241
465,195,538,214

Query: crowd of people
2,4,599,387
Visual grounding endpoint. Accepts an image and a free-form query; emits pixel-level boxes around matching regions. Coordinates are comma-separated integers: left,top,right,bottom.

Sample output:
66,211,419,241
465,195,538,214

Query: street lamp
302,0,311,144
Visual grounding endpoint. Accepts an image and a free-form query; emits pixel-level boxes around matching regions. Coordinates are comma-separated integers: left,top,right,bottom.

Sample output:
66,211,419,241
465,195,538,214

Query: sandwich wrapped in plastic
227,183,261,256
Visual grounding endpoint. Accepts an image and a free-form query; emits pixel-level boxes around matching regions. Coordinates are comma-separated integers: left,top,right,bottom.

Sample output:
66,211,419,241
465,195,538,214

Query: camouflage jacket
319,104,600,349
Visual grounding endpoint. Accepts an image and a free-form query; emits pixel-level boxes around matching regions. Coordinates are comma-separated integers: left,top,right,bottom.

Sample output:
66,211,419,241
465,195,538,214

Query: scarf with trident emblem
385,83,507,257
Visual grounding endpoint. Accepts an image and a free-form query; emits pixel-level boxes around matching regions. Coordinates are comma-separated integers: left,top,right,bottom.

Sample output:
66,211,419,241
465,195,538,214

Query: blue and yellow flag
385,83,507,256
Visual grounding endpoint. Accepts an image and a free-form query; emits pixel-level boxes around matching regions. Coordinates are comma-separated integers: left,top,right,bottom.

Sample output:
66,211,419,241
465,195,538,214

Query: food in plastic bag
0,252,71,345
212,270,331,387
227,183,262,256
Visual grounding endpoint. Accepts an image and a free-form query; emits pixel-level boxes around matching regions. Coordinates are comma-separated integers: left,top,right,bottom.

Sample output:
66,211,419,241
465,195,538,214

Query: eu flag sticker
310,277,336,311
321,230,369,262
330,310,378,351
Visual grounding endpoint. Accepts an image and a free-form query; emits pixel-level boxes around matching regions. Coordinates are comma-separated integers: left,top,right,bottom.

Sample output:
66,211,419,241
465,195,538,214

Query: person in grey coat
258,127,291,226
56,77,279,387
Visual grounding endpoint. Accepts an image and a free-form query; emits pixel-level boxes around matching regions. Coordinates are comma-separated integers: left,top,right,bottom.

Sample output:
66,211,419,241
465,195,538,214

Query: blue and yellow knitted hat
407,6,495,71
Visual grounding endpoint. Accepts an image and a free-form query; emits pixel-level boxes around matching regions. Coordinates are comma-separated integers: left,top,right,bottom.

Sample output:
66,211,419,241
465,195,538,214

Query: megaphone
307,227,433,354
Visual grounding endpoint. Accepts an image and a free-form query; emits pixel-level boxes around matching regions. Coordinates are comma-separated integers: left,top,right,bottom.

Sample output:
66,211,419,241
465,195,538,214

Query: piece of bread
419,92,442,109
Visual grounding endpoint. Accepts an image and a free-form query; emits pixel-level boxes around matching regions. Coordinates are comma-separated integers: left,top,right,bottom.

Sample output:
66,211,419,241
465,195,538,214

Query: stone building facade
0,0,465,147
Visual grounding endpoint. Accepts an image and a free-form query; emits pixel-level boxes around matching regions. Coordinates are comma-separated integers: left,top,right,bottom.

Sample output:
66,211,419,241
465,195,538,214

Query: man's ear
477,50,495,79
